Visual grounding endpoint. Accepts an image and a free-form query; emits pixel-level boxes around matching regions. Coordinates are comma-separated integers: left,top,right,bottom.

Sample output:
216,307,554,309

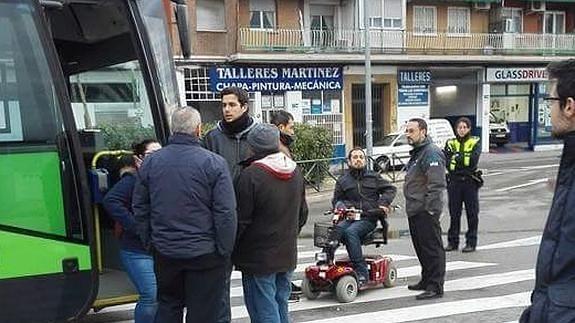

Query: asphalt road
81,149,561,323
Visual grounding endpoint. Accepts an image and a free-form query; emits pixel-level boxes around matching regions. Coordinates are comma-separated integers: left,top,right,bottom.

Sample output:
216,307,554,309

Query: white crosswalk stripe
86,236,540,323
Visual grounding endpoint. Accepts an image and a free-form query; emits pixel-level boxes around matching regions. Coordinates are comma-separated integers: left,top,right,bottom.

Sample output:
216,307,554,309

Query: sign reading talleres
209,66,343,92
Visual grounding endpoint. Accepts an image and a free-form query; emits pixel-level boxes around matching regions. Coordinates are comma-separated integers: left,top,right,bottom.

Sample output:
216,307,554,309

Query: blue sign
398,84,429,106
209,66,343,92
398,70,431,85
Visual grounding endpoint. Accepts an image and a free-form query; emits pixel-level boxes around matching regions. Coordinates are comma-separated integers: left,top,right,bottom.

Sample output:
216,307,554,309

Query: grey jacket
403,137,446,217
203,118,257,183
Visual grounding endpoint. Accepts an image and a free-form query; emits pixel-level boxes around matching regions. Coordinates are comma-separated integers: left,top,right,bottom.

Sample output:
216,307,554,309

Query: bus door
46,0,177,311
0,1,95,322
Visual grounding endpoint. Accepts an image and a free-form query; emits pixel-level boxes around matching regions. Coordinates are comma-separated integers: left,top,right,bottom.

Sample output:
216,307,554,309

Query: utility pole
363,0,373,165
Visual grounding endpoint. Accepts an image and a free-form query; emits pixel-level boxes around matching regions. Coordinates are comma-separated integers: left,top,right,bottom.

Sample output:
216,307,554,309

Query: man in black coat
331,147,397,286
133,107,237,323
203,86,256,323
520,59,575,322
233,123,307,323
404,118,447,300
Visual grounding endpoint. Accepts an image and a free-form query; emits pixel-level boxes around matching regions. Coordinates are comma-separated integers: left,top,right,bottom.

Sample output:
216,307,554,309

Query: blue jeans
335,219,376,280
242,272,292,323
120,249,158,323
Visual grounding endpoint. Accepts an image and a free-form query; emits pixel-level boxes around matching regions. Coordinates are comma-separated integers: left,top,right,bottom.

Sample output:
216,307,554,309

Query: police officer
404,118,447,300
444,117,481,253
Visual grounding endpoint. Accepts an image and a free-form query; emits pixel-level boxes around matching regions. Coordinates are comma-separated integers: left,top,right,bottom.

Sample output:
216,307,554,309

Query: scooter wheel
384,262,397,288
335,275,358,303
301,276,320,300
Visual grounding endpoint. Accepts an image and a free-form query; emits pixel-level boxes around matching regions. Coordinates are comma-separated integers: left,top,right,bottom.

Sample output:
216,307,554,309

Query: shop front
207,65,346,157
485,67,560,150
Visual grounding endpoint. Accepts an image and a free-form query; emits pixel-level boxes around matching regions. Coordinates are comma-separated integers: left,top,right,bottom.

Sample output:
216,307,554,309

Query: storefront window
535,83,554,143
302,90,343,145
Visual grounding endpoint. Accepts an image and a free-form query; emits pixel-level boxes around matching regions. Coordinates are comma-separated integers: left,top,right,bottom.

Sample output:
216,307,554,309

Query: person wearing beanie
203,86,256,323
443,117,482,253
233,123,307,323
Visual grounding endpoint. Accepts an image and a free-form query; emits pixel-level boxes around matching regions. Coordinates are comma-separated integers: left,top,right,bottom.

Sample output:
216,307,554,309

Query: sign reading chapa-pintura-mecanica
209,66,343,92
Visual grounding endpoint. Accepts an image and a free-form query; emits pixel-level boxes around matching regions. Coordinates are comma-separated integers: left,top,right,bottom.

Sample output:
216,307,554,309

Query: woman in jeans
103,139,161,323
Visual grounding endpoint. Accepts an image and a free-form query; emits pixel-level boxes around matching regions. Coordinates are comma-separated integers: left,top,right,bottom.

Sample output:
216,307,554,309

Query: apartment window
447,7,470,34
366,0,402,29
544,12,565,34
250,0,276,29
414,6,436,34
502,8,522,33
197,0,226,31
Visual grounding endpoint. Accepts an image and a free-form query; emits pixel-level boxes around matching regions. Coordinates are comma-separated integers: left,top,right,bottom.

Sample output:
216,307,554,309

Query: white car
371,119,455,172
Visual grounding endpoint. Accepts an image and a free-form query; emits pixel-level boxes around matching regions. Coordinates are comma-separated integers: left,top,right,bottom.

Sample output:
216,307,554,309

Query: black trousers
408,212,446,293
447,177,479,247
153,251,227,323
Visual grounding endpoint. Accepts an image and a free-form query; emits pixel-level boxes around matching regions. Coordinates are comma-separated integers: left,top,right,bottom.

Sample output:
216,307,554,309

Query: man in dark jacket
233,123,307,323
331,147,397,285
404,118,447,300
204,86,257,183
133,107,237,323
203,87,256,322
520,59,575,323
444,117,481,252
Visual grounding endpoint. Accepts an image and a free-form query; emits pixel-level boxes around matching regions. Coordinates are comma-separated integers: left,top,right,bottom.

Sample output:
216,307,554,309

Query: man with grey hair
134,106,237,323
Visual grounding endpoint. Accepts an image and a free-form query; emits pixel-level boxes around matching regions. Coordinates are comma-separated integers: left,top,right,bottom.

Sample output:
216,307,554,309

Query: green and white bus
0,0,188,321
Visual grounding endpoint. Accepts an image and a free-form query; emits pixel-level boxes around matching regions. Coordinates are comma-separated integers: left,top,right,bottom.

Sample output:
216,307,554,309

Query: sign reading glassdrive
486,68,548,82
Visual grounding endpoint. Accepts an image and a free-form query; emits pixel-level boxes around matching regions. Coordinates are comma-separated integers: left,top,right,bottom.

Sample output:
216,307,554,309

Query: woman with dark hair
103,139,161,323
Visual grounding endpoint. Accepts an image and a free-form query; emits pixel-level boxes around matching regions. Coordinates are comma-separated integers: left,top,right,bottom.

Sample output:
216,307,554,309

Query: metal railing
239,27,575,55
296,154,406,192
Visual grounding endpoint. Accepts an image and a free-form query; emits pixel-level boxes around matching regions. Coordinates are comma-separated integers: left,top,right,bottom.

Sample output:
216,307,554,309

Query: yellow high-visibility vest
447,137,479,171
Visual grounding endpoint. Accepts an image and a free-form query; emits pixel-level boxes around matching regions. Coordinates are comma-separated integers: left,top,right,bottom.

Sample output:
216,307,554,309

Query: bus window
69,61,156,147
0,4,84,239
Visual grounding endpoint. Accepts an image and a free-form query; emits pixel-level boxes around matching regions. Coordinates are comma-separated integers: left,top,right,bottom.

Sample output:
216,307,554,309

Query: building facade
169,0,575,154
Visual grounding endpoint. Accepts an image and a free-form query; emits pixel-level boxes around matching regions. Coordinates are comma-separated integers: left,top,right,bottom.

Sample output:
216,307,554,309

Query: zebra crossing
85,235,540,323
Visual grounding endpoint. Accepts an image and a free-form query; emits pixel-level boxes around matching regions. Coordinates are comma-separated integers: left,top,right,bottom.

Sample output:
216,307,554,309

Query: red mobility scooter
301,207,397,303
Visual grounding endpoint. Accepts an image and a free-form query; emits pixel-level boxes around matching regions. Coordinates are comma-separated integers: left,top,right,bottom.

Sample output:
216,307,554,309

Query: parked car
489,112,510,147
372,118,455,172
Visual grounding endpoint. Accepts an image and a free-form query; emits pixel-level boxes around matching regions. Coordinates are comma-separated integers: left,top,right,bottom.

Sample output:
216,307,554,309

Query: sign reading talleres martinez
209,66,343,92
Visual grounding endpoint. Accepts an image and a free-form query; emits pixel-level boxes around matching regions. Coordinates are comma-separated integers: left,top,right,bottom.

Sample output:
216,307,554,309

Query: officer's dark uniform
444,135,481,251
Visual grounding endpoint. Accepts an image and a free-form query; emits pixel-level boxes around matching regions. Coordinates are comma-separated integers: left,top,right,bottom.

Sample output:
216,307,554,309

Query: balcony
239,28,575,56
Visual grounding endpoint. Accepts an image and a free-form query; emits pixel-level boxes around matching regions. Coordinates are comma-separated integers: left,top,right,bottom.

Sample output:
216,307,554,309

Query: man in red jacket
233,123,307,323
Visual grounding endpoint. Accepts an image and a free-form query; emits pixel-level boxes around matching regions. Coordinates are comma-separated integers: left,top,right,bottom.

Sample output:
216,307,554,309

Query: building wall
406,2,489,33
186,0,238,56
238,0,301,28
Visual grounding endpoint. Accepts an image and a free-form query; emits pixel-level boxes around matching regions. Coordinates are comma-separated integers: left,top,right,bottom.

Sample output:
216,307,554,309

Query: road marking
477,236,541,250
520,164,558,170
482,171,504,177
397,261,495,279
300,292,530,323
231,261,500,319
495,178,548,192
232,254,417,280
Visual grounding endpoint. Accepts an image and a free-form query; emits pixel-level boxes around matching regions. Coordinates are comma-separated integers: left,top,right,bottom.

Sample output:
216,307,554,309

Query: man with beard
444,117,481,253
404,118,447,300
520,59,575,323
204,86,256,323
330,148,397,286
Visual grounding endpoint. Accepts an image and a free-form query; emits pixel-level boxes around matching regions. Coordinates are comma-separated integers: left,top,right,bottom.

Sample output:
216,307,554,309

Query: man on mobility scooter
302,147,397,303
